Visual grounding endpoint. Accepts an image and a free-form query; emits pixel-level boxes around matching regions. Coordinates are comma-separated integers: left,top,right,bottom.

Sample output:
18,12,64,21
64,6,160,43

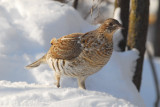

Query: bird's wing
49,33,84,60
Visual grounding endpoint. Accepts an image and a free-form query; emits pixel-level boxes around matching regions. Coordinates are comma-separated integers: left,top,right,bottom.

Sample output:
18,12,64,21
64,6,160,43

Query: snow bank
0,0,95,82
0,81,136,107
28,50,144,106
0,0,147,107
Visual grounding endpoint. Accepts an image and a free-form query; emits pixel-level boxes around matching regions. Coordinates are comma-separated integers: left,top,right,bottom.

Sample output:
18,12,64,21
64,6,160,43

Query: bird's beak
118,24,125,29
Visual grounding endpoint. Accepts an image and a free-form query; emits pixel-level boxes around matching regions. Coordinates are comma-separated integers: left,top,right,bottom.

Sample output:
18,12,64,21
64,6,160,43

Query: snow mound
0,81,135,107
0,0,95,82
27,50,144,107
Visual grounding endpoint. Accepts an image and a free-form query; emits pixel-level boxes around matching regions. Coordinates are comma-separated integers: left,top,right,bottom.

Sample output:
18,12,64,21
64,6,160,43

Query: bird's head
98,18,124,35
50,38,57,45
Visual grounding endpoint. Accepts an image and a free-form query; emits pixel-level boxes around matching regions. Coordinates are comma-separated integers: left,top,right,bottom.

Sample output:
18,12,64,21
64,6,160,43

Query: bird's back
48,33,83,60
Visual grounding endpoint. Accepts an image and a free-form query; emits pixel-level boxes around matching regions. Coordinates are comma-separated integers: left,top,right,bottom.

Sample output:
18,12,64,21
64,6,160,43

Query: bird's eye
109,23,113,26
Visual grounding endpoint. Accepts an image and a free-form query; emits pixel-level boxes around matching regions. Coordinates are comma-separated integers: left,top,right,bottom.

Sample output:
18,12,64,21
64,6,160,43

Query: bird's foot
54,82,60,88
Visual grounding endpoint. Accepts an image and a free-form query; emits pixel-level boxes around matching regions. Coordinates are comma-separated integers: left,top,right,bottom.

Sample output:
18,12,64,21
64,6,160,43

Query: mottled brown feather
50,33,84,60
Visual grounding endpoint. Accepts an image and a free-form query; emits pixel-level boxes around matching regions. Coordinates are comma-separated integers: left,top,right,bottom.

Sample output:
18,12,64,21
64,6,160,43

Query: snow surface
0,0,157,107
0,81,136,107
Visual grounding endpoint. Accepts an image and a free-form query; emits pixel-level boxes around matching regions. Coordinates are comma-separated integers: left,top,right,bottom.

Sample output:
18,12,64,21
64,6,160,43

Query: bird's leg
77,76,87,89
54,73,61,88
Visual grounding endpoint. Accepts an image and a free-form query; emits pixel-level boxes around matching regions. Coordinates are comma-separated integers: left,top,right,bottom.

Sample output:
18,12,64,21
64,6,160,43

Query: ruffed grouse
26,18,123,89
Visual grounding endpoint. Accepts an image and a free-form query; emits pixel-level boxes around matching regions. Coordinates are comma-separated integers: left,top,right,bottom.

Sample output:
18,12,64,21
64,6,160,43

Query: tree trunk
54,0,65,3
114,0,130,51
154,0,160,56
127,0,149,91
73,0,79,9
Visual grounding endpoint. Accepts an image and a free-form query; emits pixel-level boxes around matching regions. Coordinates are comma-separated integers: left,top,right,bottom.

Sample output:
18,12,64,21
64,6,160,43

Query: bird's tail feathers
26,55,47,69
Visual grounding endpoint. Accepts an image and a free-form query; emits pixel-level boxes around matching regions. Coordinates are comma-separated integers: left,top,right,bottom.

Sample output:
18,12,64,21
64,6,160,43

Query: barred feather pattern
46,31,113,78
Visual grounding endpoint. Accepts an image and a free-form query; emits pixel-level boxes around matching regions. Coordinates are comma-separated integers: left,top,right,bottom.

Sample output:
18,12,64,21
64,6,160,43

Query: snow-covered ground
0,0,159,107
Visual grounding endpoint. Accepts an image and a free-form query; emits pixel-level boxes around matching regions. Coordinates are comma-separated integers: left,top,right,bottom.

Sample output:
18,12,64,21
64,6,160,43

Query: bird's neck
103,32,113,42
97,27,113,42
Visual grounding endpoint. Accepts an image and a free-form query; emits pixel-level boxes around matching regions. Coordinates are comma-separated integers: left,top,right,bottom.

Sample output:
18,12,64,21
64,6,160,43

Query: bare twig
147,49,160,107
84,1,99,19
84,0,113,20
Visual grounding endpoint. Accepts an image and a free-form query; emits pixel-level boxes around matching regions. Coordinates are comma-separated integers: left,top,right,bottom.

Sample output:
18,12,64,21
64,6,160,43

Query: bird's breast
81,40,113,67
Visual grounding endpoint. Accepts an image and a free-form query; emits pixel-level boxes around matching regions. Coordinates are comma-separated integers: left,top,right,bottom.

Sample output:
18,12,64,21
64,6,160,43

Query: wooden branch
114,0,130,51
73,0,79,9
127,0,149,91
153,0,160,56
54,0,65,3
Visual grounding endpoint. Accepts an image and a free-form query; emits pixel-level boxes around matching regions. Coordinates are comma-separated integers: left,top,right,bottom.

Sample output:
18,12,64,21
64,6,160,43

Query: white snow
0,0,157,107
0,81,137,107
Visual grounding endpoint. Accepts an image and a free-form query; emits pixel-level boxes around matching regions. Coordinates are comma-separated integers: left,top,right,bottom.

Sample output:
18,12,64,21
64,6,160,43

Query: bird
26,18,123,89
